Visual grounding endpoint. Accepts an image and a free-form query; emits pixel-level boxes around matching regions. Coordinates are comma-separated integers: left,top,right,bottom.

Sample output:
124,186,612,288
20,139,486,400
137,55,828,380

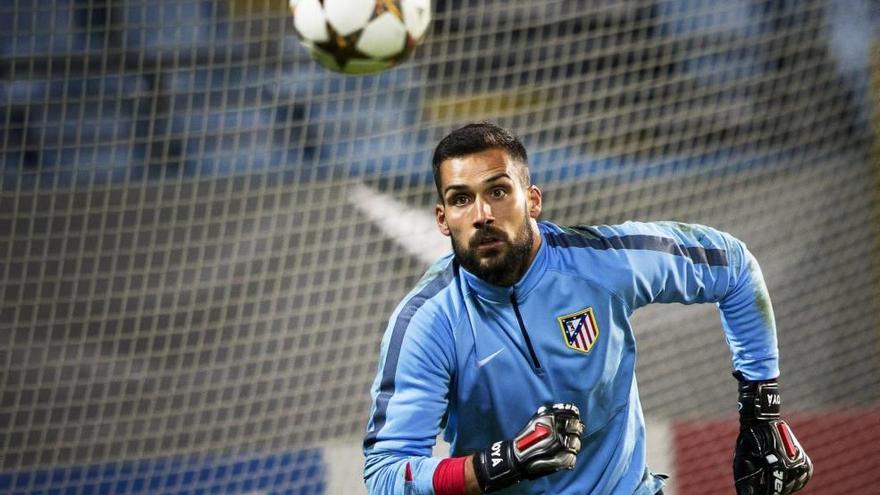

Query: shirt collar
460,228,548,303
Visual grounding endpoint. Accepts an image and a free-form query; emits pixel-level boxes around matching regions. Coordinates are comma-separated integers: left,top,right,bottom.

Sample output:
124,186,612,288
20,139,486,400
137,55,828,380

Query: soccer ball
290,0,431,75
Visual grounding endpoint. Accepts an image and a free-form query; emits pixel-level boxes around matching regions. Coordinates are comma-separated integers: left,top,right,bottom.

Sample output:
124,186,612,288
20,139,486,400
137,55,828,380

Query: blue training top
363,220,778,494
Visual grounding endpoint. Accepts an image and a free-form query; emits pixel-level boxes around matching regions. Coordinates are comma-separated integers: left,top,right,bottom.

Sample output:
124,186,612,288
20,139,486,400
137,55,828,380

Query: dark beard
451,217,534,287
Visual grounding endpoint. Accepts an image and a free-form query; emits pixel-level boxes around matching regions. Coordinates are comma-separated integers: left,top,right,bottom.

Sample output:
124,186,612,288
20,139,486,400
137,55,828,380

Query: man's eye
451,195,469,206
491,188,506,198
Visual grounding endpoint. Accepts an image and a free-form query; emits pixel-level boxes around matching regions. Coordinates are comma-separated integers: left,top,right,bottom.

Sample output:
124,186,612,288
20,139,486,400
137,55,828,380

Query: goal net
1,1,877,493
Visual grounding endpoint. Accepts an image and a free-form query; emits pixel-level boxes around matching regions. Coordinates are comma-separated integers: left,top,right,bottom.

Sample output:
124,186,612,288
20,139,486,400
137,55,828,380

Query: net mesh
1,1,878,493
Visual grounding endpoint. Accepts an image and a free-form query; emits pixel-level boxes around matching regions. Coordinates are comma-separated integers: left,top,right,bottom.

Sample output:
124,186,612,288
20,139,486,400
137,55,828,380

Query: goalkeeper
362,123,812,494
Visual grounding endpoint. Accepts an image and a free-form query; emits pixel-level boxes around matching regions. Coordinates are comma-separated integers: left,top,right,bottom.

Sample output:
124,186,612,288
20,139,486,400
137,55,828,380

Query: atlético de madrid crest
558,308,600,353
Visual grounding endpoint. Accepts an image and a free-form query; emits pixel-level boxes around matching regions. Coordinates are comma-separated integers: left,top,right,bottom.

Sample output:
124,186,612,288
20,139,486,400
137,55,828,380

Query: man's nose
472,197,495,227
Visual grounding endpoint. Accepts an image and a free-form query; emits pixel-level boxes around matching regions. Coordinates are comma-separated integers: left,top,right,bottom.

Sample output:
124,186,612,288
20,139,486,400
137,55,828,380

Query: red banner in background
673,409,880,494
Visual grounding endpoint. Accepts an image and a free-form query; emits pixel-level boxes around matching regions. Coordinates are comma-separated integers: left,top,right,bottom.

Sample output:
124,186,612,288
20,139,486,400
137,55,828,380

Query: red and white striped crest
558,307,600,353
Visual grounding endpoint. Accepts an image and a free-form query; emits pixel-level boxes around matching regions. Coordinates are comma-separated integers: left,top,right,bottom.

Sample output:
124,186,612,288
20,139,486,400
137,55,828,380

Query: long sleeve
588,221,779,380
363,261,458,495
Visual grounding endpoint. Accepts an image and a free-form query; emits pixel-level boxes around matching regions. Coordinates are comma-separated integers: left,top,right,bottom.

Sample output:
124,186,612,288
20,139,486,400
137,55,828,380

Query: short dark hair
432,122,530,200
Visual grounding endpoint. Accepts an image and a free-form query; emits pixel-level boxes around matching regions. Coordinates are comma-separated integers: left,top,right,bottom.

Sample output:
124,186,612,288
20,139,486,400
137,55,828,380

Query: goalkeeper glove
733,371,813,495
472,403,583,493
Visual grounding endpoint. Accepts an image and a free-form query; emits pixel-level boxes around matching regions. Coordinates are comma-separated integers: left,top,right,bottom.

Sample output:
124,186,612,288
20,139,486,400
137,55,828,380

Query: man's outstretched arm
604,221,812,494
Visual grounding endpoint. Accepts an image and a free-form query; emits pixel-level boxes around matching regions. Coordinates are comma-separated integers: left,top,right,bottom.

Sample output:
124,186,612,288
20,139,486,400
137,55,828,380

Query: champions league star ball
290,0,431,75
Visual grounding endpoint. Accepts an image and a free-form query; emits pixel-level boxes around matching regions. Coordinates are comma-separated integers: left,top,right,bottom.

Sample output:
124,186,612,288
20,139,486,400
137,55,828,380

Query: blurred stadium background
1,0,879,493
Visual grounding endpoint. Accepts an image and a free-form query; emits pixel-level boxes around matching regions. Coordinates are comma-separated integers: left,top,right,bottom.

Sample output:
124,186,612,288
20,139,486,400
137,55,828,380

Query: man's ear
527,185,542,219
435,203,451,236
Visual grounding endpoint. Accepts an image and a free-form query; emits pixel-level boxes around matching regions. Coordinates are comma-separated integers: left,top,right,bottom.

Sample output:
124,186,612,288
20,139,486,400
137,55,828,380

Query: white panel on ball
293,0,329,42
324,0,376,37
356,12,407,59
402,0,431,40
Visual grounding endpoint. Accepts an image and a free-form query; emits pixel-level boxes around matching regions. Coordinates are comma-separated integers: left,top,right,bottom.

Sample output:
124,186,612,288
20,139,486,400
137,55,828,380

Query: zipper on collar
510,292,541,370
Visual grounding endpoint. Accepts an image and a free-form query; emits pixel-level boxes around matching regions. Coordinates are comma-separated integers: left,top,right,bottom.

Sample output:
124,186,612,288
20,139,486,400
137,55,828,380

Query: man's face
435,148,542,286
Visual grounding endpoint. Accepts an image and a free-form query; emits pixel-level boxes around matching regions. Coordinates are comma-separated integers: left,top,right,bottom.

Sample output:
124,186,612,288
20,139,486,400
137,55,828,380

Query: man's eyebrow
443,173,514,196
443,184,468,195
484,172,513,184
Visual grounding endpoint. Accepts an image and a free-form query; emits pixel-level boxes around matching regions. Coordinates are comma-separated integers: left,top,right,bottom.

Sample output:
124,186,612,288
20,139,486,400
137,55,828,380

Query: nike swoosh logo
476,348,505,368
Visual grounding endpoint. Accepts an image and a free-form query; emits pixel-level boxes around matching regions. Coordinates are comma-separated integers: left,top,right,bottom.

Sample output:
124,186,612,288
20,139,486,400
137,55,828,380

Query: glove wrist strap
473,440,522,493
734,370,781,423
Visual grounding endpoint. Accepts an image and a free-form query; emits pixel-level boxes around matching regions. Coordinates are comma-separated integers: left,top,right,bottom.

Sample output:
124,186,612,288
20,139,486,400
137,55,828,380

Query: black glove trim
473,439,521,493
734,370,781,422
